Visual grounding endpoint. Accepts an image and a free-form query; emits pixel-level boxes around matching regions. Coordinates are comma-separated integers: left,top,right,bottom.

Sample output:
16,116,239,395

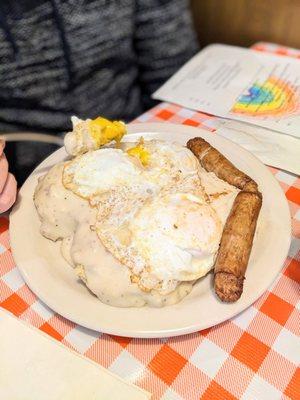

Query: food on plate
64,116,126,156
187,137,262,302
34,117,261,307
126,139,150,166
214,191,262,302
187,137,258,191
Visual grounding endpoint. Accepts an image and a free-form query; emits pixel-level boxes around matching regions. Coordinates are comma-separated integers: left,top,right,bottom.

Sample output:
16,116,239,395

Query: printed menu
153,44,300,138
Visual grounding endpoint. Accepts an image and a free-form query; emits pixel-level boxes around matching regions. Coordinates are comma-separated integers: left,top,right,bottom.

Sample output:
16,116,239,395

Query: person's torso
0,0,142,132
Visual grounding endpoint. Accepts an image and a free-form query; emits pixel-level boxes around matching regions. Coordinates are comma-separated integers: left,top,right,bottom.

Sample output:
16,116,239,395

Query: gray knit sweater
0,0,198,133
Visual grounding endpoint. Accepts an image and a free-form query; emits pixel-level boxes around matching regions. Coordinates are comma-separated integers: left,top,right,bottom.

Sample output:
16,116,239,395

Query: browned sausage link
214,190,262,302
187,137,258,191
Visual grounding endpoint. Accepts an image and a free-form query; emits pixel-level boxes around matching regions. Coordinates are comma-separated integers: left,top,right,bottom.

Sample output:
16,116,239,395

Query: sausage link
187,137,258,191
214,190,262,302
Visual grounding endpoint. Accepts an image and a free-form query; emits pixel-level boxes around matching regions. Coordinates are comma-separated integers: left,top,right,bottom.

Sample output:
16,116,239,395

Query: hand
0,140,17,213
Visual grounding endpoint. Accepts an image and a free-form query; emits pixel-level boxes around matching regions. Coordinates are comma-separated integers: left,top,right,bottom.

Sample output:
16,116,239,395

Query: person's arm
0,140,17,213
135,0,199,110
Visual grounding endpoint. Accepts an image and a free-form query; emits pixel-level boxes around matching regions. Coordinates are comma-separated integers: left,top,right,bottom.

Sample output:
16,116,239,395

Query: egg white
36,138,239,305
128,192,223,287
76,140,225,294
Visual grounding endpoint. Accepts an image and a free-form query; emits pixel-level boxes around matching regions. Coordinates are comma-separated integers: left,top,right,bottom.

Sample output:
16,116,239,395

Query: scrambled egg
89,117,126,147
64,116,127,156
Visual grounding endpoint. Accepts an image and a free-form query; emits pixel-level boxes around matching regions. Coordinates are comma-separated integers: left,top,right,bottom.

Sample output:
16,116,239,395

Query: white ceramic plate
10,123,291,338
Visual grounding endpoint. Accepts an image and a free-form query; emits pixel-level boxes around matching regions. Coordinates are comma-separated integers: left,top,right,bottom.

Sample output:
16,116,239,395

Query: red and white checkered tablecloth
1,43,299,400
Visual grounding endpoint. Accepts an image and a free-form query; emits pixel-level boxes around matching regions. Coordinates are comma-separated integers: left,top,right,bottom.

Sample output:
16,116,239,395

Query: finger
0,153,9,193
0,173,17,213
0,139,4,155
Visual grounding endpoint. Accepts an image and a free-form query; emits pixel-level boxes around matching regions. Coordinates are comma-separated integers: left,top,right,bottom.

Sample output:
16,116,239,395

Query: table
0,42,299,400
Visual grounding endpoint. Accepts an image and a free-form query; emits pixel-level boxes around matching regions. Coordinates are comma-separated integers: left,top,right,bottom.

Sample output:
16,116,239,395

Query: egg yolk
127,144,150,166
89,117,126,148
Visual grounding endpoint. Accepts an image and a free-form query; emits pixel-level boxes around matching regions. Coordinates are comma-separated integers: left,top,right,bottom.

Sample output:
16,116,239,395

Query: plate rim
10,122,291,338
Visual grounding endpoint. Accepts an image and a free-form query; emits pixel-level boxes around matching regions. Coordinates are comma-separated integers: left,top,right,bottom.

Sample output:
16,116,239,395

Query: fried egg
62,139,224,295
123,139,201,189
63,148,150,203
63,139,204,204
36,135,239,306
63,141,222,293
128,192,223,290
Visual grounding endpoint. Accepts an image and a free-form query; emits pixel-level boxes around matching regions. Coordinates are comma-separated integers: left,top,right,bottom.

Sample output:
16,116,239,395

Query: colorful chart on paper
154,44,300,137
231,76,300,117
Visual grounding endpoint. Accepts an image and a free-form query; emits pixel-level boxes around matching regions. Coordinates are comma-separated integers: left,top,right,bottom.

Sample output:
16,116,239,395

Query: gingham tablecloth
1,43,299,400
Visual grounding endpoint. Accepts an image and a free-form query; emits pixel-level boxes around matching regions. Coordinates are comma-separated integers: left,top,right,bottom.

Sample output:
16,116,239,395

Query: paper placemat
0,309,151,400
